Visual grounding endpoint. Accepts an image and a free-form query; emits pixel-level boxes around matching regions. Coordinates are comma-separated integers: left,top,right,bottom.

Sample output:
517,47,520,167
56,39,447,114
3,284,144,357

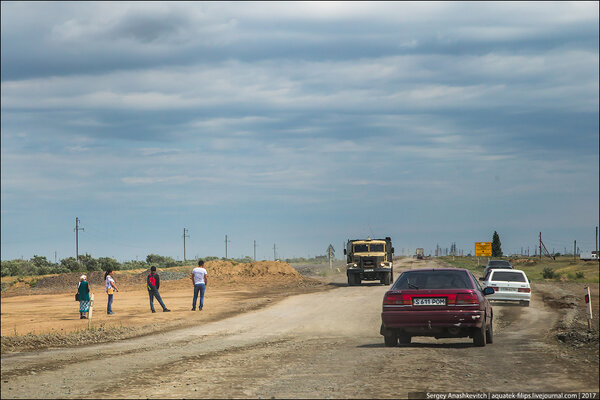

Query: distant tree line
1,253,333,277
1,253,181,277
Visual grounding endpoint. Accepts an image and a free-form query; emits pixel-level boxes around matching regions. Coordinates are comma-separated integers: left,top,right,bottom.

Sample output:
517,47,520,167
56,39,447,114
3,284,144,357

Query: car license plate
364,269,373,272
502,287,518,292
412,297,446,306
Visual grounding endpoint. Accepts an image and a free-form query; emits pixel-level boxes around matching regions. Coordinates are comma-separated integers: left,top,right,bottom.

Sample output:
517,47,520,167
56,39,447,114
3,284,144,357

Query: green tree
98,257,121,271
60,257,81,272
121,260,147,270
1,260,24,276
145,254,177,268
492,231,503,257
79,253,100,271
31,255,54,275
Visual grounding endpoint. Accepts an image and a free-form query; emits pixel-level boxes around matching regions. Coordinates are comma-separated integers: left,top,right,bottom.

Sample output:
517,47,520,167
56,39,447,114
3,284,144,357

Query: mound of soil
35,271,108,291
1,261,305,297
542,294,578,309
206,260,303,280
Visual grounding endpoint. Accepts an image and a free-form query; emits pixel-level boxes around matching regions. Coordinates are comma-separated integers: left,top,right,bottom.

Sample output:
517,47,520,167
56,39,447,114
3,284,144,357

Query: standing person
78,275,91,319
190,259,208,311
104,269,119,315
147,266,170,313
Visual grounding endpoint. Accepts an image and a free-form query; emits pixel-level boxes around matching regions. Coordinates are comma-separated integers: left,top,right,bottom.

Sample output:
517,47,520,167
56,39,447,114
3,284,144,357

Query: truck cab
415,248,424,259
344,237,394,286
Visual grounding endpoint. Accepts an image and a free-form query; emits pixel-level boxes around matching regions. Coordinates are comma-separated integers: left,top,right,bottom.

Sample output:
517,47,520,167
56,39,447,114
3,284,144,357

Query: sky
1,1,599,262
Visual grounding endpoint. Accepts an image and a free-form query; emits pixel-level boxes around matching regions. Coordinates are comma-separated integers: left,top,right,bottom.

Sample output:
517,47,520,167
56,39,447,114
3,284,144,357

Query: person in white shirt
190,259,208,311
104,269,119,315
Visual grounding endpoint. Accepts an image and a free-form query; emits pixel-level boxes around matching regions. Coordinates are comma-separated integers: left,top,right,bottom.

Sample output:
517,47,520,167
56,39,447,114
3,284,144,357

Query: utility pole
225,235,231,259
183,228,190,261
596,227,600,261
574,240,577,262
75,217,84,263
273,243,276,261
254,240,257,261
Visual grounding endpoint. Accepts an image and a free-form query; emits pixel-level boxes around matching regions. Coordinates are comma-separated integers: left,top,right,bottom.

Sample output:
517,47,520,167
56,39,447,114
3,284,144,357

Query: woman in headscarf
78,275,91,319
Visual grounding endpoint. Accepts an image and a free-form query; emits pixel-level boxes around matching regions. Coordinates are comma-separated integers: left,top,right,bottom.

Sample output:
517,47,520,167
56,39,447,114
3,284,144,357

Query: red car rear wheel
473,320,486,347
384,334,397,347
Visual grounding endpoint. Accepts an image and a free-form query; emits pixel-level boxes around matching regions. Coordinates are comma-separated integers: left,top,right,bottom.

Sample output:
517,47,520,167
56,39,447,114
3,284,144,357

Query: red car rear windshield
392,270,473,290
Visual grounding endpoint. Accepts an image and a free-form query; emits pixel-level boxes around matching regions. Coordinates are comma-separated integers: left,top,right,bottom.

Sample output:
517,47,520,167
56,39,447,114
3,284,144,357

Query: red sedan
380,268,494,347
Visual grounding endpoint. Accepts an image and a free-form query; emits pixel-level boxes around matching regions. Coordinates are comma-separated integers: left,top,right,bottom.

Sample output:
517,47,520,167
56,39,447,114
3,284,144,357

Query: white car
481,269,531,306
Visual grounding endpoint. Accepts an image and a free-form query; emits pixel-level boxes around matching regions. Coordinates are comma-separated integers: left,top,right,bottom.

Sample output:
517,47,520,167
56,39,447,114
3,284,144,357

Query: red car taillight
518,288,531,293
455,292,479,305
383,293,410,305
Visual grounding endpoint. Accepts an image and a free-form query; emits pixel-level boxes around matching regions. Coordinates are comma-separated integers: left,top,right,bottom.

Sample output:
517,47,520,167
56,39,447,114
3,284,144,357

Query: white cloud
1,1,597,261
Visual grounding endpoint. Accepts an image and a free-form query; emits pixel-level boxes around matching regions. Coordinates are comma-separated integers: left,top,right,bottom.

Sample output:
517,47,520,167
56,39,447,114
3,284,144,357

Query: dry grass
439,255,599,283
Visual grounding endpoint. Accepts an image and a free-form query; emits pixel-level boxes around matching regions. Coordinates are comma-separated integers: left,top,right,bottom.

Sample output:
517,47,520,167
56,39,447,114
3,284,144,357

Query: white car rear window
490,271,527,282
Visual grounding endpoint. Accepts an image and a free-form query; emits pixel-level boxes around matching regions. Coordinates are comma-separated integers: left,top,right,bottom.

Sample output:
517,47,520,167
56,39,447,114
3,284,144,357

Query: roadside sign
475,242,492,257
585,287,593,329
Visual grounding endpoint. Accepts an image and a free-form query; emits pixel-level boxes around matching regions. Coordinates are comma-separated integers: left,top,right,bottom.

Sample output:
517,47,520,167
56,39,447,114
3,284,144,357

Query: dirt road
2,258,598,398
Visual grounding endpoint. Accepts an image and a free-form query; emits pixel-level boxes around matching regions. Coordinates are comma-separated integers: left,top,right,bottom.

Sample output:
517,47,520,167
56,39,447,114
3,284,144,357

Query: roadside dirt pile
206,260,303,281
535,282,599,363
1,261,306,297
36,271,108,292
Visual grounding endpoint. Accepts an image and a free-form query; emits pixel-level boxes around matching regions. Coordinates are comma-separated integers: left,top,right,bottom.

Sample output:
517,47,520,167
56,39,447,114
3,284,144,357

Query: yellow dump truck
416,248,424,259
344,237,394,286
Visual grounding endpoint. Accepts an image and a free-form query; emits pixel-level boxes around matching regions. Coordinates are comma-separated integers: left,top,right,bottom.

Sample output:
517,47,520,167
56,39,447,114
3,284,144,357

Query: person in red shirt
147,266,170,313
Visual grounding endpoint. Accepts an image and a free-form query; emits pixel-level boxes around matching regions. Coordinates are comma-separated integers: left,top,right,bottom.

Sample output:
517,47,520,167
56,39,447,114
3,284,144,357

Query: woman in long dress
78,275,91,319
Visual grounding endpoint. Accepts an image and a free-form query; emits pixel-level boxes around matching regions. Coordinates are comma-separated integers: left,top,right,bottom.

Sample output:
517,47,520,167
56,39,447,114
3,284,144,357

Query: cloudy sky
1,1,598,262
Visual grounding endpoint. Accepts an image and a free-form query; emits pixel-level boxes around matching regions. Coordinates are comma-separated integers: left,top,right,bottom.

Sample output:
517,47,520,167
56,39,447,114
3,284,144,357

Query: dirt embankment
2,260,307,297
532,281,599,366
1,260,328,353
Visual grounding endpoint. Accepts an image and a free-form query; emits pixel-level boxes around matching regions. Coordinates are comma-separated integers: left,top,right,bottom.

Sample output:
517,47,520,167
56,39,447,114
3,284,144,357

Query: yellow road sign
475,242,492,257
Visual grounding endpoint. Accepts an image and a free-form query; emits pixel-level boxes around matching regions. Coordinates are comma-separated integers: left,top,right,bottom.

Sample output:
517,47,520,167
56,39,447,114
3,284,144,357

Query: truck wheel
384,272,391,285
348,274,357,286
384,334,397,347
398,335,411,345
473,321,486,347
